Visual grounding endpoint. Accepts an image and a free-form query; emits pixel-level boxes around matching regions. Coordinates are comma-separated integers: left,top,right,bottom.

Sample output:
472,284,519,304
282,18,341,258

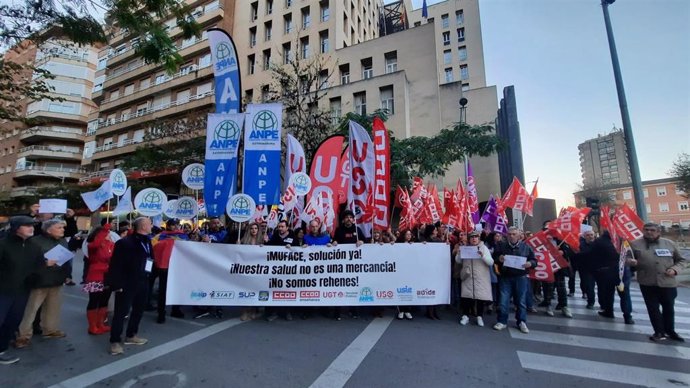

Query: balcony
35,51,88,67
99,63,212,111
90,138,146,161
14,164,84,181
20,126,85,143
10,186,39,198
94,90,213,136
17,145,83,161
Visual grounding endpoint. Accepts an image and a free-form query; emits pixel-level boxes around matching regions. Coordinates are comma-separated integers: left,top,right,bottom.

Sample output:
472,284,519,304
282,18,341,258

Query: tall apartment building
578,129,631,189
0,38,98,198
81,0,501,199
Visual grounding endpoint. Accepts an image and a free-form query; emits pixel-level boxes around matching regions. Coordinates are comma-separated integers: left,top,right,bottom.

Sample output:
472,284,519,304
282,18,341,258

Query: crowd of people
0,206,686,364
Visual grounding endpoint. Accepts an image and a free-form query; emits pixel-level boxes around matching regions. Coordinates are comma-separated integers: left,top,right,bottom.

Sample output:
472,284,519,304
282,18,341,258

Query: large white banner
168,242,450,306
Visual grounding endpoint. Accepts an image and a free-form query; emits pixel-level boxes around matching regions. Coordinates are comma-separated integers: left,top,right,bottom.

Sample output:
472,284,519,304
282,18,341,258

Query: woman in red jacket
83,225,115,334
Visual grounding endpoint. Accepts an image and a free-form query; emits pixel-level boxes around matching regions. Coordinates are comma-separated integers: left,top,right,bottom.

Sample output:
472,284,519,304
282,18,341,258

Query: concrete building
0,38,98,199
578,128,631,189
574,177,689,230
80,0,502,200
495,85,524,195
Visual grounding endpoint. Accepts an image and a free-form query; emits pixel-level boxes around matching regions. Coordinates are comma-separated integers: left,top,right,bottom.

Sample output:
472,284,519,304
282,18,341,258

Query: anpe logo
359,287,374,302
188,166,204,183
139,191,163,210
190,290,207,300
230,196,251,216
300,291,320,298
176,199,195,216
376,290,394,299
258,291,269,301
238,291,256,299
210,120,240,149
215,42,237,70
249,110,279,140
210,291,234,299
273,291,297,300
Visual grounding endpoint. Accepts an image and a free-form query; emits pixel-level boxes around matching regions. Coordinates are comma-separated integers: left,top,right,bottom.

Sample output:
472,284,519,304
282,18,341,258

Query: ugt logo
249,110,279,140
230,196,251,217
139,191,162,210
210,120,240,149
214,42,237,70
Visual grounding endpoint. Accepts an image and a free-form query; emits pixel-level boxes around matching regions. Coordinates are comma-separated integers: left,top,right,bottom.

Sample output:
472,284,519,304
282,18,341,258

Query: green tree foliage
0,57,60,123
670,153,690,199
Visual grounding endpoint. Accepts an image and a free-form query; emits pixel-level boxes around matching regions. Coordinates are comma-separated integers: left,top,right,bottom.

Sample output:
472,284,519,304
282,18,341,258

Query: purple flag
467,160,480,224
481,195,507,235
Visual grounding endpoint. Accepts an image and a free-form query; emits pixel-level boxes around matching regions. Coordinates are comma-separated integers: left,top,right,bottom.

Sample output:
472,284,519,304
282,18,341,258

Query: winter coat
105,233,153,291
630,237,687,288
30,234,69,288
86,228,114,283
456,242,494,302
0,235,44,295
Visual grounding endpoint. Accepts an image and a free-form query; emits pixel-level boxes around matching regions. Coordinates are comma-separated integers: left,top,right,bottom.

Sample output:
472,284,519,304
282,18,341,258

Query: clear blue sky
407,0,690,208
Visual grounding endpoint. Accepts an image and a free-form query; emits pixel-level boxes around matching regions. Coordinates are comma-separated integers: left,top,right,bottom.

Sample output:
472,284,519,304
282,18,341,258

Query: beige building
0,38,98,198
81,0,501,199
578,128,632,189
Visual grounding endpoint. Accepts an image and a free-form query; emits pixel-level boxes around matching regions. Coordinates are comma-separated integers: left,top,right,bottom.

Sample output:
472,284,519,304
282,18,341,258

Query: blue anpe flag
422,0,428,18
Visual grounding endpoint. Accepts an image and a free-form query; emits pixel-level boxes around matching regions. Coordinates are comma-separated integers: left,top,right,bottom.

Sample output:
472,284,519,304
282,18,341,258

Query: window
442,31,450,46
133,129,145,142
320,30,329,53
457,27,465,42
645,204,651,213
623,191,632,200
656,186,667,196
110,89,120,100
10,146,14,154
266,0,273,14
248,55,255,74
678,201,689,211
261,85,269,102
659,203,670,213
643,189,648,198
461,83,470,92
250,2,258,21
441,14,449,29
197,81,213,95
380,86,394,115
456,10,464,25
330,97,341,125
300,37,309,58
265,21,272,41
319,70,329,89
443,50,452,65
385,51,397,73
124,84,134,96
177,89,191,103
97,57,107,70
283,43,292,64
245,89,254,104
263,49,271,70
139,78,150,90
340,64,350,85
676,185,685,195
444,68,453,82
458,46,467,61
354,92,366,115
321,4,330,21
199,53,212,68
460,65,469,80
249,27,257,47
361,57,373,79
155,72,166,85
302,7,311,29
285,0,292,7
284,14,293,34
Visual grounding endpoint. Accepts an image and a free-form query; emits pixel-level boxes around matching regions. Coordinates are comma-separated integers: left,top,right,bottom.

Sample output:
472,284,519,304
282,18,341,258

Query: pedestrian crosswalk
514,281,690,387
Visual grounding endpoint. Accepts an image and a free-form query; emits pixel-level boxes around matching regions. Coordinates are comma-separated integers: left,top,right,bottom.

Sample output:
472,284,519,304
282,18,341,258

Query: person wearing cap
150,219,189,324
14,219,69,349
0,216,48,365
456,231,494,327
628,222,688,342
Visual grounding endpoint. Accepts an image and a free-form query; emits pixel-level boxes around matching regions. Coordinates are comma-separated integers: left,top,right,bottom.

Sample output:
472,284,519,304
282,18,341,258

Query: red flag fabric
337,146,350,205
394,185,406,208
547,228,581,256
612,204,644,241
426,184,442,223
398,188,415,231
501,177,532,216
599,205,611,231
443,188,453,212
309,135,345,203
525,231,562,283
548,207,591,236
530,179,539,199
372,117,391,230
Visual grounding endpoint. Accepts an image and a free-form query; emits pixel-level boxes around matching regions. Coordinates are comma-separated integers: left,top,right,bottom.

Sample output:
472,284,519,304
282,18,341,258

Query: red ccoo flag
502,177,533,216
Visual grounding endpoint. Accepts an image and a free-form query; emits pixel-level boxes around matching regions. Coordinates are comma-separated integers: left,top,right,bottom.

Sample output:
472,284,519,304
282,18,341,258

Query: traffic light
586,197,600,217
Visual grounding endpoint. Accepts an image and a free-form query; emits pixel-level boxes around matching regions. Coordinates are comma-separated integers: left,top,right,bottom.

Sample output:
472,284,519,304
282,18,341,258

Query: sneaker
667,332,685,342
265,313,279,322
404,312,413,320
624,316,635,325
0,351,19,365
65,279,76,286
14,338,30,349
528,307,538,313
649,333,667,342
598,311,614,319
397,312,404,320
546,307,554,317
518,322,529,334
42,330,66,339
476,317,484,327
459,315,469,326
124,336,148,345
493,322,507,331
562,307,573,318
109,342,124,355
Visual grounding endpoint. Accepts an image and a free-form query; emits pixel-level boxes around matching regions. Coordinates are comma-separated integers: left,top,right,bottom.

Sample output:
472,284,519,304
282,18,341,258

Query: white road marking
527,314,690,336
565,306,690,325
309,317,393,388
517,351,690,387
47,318,245,388
120,370,187,388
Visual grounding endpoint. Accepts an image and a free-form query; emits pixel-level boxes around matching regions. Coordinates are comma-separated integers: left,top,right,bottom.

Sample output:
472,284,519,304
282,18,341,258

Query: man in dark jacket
0,216,47,365
492,226,537,334
106,217,154,355
574,230,597,309
590,231,620,320
333,210,365,246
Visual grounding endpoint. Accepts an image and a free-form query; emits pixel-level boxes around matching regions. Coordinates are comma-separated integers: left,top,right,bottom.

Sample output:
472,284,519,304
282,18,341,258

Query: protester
201,217,227,243
332,210,366,320
151,219,188,323
484,232,503,313
457,231,493,327
240,222,266,321
493,226,537,333
590,230,620,319
628,222,688,342
15,219,69,349
541,231,573,318
574,229,597,309
302,219,332,320
106,217,154,355
0,216,46,365
265,220,294,321
395,229,416,320
422,224,443,320
62,208,79,286
84,225,115,335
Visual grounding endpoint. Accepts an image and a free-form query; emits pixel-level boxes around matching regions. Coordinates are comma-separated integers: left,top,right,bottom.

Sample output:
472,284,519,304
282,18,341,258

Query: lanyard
141,241,151,256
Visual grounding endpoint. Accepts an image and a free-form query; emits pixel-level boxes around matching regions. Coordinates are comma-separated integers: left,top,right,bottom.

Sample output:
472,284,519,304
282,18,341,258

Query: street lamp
459,97,469,182
600,0,647,220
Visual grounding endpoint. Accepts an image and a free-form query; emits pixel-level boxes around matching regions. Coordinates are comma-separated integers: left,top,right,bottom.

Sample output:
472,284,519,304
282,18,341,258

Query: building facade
578,129,631,189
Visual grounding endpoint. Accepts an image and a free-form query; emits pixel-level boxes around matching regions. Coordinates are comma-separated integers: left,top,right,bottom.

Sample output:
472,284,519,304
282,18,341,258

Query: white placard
289,172,312,196
39,199,67,214
226,193,256,223
174,197,199,220
164,200,178,218
503,255,527,269
109,169,128,196
182,163,205,190
167,242,450,306
134,188,167,216
459,245,482,259
44,244,74,266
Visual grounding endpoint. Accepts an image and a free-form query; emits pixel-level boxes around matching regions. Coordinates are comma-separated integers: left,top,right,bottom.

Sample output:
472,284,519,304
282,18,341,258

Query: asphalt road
2,253,689,388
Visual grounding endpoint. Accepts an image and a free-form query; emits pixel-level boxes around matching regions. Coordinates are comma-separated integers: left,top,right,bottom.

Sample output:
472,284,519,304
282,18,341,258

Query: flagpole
106,199,110,223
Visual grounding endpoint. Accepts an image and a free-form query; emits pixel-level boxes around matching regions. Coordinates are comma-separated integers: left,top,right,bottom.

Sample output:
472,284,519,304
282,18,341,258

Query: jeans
639,285,677,335
0,293,29,352
544,270,568,308
110,281,148,343
498,276,528,325
617,266,633,318
593,267,618,314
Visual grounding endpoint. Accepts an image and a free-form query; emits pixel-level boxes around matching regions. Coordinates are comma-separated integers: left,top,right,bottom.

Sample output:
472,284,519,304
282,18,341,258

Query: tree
0,0,200,125
0,54,60,124
670,153,690,199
